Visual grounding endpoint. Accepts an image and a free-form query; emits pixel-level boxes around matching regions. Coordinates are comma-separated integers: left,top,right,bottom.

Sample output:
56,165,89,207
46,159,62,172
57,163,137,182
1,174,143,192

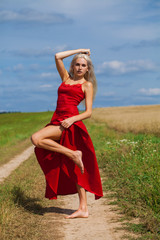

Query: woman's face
73,58,88,78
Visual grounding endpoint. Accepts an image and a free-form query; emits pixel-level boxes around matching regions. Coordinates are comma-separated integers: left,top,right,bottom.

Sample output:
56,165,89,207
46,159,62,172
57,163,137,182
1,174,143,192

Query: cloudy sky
1,0,160,112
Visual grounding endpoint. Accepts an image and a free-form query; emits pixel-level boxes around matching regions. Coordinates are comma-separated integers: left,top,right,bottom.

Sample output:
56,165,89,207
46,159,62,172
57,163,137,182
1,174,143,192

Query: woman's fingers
81,49,90,55
87,49,91,55
60,117,74,128
85,49,90,55
61,120,69,128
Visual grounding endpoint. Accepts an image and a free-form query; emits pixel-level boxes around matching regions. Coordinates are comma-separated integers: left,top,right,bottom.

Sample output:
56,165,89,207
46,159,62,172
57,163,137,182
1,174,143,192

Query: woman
31,49,103,219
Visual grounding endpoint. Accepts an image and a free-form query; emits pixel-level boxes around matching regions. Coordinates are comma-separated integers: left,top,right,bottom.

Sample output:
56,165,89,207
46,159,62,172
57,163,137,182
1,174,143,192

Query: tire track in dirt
0,146,34,183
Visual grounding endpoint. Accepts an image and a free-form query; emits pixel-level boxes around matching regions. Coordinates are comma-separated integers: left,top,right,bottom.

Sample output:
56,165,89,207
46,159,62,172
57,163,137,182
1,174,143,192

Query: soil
0,146,34,182
42,192,137,240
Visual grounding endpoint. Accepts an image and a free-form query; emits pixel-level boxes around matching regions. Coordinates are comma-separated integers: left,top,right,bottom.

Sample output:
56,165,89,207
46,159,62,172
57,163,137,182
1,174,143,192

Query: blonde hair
69,53,97,100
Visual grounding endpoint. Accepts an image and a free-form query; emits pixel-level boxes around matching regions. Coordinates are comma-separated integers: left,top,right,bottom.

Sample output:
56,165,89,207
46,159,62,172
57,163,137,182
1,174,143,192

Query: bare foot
72,150,84,174
65,209,89,219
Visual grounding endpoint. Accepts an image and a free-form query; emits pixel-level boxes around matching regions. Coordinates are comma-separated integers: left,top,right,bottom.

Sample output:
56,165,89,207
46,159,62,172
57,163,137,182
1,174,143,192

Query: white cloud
98,91,115,97
29,64,39,71
39,72,56,79
13,64,24,72
15,47,52,58
0,8,72,24
111,38,160,51
97,60,157,75
139,88,160,96
40,84,53,88
116,24,159,41
6,45,68,58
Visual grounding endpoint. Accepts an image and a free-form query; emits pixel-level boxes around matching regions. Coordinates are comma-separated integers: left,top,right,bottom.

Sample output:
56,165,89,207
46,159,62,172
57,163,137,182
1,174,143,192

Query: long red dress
35,81,103,200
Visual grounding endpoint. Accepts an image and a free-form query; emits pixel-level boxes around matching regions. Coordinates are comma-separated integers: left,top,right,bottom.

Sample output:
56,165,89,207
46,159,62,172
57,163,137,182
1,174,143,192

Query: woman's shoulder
82,81,93,94
83,81,93,88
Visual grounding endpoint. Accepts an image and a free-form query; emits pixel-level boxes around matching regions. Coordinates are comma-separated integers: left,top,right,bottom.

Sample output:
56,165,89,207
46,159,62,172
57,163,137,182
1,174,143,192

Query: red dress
35,82,103,200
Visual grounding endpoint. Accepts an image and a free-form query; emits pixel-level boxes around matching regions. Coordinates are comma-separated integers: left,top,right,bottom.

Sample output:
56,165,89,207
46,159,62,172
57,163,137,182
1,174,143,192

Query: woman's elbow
55,53,59,60
87,110,92,118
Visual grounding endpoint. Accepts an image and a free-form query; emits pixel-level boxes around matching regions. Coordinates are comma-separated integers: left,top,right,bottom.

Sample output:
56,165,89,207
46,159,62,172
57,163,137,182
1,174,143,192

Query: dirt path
0,146,34,183
42,191,136,240
61,192,124,240
0,147,137,239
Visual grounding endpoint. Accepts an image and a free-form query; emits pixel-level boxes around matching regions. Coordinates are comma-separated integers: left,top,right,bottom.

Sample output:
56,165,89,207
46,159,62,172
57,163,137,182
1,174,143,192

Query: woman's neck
73,75,85,81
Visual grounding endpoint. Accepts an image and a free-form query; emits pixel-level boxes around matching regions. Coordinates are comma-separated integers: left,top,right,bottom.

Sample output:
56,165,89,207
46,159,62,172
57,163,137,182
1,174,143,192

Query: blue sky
0,0,160,112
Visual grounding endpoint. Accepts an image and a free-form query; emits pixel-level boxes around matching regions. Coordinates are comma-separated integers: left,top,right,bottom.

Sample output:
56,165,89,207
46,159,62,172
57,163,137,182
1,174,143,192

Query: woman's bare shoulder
82,81,93,94
84,81,93,88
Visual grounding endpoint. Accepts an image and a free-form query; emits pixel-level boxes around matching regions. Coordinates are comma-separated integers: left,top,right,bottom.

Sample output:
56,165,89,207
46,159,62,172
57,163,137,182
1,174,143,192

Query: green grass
85,119,160,240
0,113,160,239
0,112,52,165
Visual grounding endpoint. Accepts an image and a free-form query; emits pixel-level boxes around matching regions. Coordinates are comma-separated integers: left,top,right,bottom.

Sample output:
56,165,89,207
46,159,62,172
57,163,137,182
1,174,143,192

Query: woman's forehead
75,58,87,64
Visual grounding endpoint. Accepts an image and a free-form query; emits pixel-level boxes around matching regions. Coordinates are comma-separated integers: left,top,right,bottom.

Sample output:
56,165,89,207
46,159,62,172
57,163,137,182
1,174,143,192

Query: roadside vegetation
87,119,160,240
0,155,63,240
0,107,160,239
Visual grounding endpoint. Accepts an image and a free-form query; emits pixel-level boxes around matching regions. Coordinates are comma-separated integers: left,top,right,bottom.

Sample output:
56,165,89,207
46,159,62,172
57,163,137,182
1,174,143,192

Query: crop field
92,104,160,136
0,106,160,239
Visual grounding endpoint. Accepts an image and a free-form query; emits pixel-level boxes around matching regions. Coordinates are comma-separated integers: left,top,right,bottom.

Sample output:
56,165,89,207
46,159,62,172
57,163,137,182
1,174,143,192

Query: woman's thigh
32,125,64,142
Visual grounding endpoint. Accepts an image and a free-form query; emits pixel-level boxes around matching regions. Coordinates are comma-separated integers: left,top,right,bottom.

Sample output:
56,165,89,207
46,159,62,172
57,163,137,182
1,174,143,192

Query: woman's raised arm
55,49,90,81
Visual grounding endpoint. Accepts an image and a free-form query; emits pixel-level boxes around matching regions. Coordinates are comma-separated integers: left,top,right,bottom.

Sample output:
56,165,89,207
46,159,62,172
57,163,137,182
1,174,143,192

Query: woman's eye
75,63,80,66
82,64,86,67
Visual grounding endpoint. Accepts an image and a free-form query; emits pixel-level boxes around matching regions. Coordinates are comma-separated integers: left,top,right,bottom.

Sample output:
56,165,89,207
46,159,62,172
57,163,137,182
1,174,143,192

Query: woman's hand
80,49,90,56
60,117,75,128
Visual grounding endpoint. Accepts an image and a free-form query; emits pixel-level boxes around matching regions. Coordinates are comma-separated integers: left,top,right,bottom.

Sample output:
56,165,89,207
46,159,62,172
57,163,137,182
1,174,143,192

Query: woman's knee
31,132,40,147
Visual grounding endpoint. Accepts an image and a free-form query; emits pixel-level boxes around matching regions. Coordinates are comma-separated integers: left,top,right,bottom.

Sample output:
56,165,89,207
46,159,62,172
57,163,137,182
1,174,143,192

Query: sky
0,0,160,112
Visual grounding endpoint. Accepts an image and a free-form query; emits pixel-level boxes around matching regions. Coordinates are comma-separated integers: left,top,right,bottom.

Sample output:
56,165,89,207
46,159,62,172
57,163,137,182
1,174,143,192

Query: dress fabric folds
35,82,103,200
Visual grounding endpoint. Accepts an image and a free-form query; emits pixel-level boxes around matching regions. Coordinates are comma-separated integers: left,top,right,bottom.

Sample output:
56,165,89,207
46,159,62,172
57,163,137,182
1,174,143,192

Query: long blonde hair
69,53,97,100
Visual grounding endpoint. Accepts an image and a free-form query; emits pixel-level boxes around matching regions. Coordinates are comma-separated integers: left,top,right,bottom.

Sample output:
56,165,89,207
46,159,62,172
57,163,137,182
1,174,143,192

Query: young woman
31,49,103,219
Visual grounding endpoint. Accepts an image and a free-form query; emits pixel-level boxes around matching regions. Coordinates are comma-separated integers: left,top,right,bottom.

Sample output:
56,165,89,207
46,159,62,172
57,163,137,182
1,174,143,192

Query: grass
0,112,52,165
0,109,160,239
85,118,160,240
0,155,63,240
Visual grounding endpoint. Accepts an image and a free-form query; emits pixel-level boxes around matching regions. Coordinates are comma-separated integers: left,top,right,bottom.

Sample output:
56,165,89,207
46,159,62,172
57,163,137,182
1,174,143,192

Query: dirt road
0,147,136,240
42,191,133,240
0,146,34,183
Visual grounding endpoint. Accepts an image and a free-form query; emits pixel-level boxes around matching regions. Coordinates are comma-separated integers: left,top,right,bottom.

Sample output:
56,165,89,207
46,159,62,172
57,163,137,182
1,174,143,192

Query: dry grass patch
92,105,160,136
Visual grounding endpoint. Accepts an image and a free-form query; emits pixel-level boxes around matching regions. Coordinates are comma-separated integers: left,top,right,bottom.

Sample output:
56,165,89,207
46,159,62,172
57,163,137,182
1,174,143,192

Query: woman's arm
60,82,93,128
55,49,90,81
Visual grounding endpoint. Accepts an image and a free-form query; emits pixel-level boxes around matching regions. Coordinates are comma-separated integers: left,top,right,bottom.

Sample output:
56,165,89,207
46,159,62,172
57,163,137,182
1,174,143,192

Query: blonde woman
31,49,103,219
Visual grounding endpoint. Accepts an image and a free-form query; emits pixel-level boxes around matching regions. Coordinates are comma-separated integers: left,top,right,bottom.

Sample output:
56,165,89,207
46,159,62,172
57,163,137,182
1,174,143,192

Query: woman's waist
55,105,79,115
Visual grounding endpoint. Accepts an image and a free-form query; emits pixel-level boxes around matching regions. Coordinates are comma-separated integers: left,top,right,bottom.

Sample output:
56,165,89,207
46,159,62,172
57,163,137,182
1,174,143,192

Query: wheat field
92,105,160,136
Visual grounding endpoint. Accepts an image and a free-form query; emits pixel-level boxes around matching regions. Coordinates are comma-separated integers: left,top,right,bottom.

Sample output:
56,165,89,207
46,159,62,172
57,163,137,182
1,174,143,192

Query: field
0,106,160,239
92,104,160,136
0,112,51,166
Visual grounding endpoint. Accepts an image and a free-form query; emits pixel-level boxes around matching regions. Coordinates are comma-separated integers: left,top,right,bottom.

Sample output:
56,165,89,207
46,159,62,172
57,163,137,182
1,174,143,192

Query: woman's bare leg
31,125,84,173
65,184,89,219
